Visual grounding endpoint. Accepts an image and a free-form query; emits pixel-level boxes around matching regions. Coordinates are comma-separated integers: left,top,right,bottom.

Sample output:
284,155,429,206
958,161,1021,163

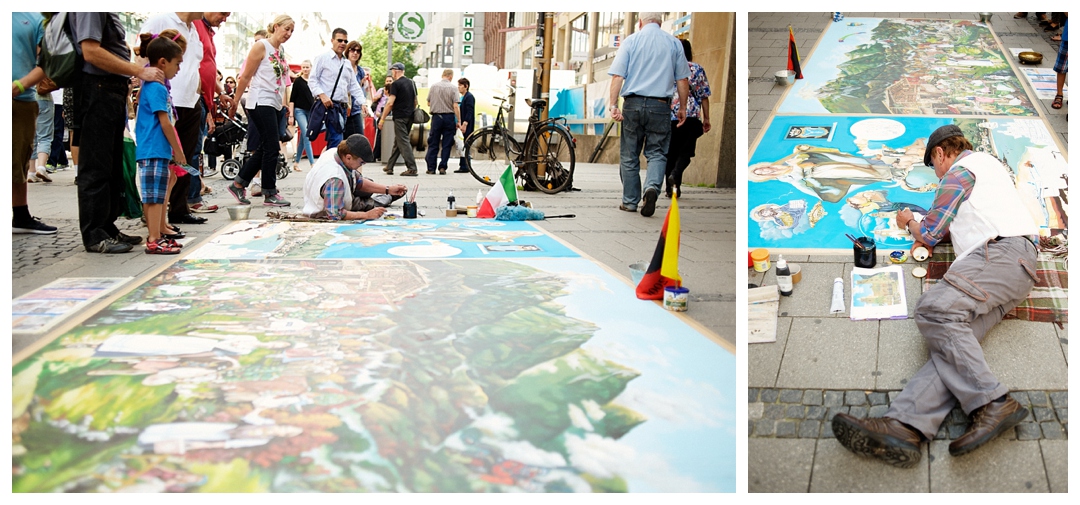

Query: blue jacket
306,101,347,141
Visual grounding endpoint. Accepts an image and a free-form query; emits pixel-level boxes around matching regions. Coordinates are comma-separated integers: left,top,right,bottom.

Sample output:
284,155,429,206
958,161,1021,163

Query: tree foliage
356,23,421,79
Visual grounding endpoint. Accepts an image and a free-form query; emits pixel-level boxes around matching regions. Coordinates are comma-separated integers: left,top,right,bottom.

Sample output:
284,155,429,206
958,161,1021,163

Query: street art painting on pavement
13,222,735,493
749,115,1067,251
12,278,131,334
778,18,1037,116
185,219,580,261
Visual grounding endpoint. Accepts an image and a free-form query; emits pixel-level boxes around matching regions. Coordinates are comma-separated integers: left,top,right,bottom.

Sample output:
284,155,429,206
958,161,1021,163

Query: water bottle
776,255,793,296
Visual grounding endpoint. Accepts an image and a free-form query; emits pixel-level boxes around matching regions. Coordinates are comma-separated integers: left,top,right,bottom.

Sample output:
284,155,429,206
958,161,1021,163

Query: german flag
636,195,682,300
788,26,803,79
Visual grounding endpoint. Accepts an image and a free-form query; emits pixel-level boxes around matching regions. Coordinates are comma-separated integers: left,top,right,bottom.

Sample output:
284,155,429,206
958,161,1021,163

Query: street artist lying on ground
302,134,407,220
832,124,1041,468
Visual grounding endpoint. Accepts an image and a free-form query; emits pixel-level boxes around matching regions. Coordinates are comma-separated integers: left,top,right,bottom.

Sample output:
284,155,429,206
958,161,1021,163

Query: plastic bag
454,128,465,153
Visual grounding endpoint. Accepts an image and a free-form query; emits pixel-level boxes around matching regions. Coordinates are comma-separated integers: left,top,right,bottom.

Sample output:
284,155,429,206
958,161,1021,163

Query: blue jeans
344,112,364,139
425,113,456,171
619,96,671,208
293,108,315,165
35,96,54,156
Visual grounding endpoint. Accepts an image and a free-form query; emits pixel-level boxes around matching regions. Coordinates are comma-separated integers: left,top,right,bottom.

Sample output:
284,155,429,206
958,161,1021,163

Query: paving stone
786,405,806,419
1028,391,1049,407
1033,407,1055,422
798,420,821,438
779,389,803,403
776,421,797,438
765,404,786,420
1055,408,1067,424
928,439,1049,492
754,419,776,437
760,388,779,403
888,391,901,403
934,424,949,440
1040,440,1069,493
748,438,815,493
868,392,888,406
947,424,967,439
821,420,835,439
806,406,826,420
823,390,844,407
1010,391,1031,407
749,402,765,420
1048,391,1067,409
1040,422,1065,440
748,388,760,403
868,405,889,418
1016,423,1042,441
947,408,968,424
802,390,823,406
844,391,867,406
826,406,849,420
848,406,868,419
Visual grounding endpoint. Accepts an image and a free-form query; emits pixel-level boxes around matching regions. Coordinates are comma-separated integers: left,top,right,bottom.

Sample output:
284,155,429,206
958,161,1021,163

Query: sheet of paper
850,265,908,320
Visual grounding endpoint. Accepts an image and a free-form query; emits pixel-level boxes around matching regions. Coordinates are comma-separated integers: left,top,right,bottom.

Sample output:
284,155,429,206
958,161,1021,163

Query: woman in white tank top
226,14,294,206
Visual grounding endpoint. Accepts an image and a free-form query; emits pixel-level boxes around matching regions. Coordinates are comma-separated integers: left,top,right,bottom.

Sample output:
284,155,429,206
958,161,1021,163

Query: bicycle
463,95,576,194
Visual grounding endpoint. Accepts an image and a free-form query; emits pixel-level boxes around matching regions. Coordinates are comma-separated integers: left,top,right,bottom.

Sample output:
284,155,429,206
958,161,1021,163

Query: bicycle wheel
465,127,519,186
221,158,242,180
524,124,575,194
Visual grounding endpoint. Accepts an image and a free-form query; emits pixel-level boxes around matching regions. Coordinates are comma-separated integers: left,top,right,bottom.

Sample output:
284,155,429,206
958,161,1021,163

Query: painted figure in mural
832,125,1040,468
750,200,826,240
749,142,936,203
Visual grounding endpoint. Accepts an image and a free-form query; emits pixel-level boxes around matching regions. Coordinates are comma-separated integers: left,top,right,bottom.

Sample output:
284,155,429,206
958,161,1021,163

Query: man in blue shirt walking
608,12,689,217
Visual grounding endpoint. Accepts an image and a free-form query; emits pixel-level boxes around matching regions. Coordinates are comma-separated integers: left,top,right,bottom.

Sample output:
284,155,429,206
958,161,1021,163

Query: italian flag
476,166,518,218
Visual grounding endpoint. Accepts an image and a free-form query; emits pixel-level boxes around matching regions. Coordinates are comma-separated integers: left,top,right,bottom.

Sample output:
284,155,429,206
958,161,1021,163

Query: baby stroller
208,108,289,181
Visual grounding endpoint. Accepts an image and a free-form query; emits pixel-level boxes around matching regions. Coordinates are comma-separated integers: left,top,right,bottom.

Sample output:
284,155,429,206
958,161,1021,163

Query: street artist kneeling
302,134,408,220
832,124,1041,468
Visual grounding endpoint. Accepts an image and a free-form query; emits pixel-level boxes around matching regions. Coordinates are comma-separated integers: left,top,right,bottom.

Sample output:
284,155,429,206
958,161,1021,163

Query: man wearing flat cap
302,134,407,220
832,124,1040,468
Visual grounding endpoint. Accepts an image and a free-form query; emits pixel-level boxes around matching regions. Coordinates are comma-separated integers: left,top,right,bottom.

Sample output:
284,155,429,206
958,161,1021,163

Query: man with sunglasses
302,134,407,220
832,124,1040,468
309,28,366,149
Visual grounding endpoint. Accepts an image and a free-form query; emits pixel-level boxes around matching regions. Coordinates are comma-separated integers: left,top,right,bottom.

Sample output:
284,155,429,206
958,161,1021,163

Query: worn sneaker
145,238,181,255
115,231,144,245
227,184,250,205
34,170,53,183
263,192,291,207
251,183,263,197
45,165,59,174
640,188,658,217
12,216,58,235
86,237,133,254
191,202,219,213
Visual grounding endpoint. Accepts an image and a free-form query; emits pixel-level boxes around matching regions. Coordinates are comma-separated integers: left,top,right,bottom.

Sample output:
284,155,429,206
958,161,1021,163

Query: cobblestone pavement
749,388,1068,441
12,217,148,279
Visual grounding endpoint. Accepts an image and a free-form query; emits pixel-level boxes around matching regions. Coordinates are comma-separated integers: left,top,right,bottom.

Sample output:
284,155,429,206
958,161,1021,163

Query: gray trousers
392,117,417,171
886,236,1039,439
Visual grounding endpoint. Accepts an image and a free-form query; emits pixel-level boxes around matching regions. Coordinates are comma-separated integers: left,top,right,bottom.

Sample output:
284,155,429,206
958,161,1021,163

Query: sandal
1051,34,1062,42
1014,12,1028,19
1052,94,1064,109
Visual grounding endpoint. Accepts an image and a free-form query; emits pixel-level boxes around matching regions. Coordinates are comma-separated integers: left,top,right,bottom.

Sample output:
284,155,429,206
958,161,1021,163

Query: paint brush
845,233,866,250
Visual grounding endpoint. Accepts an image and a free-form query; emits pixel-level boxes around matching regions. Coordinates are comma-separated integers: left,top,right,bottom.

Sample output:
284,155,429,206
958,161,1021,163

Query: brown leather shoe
948,396,1028,457
832,413,923,468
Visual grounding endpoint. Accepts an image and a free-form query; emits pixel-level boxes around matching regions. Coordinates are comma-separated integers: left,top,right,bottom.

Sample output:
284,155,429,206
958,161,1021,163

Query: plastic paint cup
853,237,876,268
403,201,418,219
751,248,770,272
663,286,689,312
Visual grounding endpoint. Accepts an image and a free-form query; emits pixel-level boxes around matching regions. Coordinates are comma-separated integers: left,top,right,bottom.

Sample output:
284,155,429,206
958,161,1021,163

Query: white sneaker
251,183,263,197
35,170,53,183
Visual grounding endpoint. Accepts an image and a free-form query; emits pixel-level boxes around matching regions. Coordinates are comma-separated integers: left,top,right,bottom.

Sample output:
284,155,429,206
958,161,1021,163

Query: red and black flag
788,26,803,79
636,196,682,300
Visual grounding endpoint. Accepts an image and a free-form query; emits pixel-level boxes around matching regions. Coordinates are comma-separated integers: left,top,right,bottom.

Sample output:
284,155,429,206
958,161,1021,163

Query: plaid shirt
321,172,357,220
917,151,976,246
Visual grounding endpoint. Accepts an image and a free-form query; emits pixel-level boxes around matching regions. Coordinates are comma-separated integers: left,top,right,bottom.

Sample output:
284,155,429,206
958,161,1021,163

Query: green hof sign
394,12,427,42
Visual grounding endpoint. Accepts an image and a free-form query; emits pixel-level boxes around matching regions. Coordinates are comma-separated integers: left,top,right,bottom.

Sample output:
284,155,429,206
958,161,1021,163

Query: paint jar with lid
751,248,771,272
663,286,689,312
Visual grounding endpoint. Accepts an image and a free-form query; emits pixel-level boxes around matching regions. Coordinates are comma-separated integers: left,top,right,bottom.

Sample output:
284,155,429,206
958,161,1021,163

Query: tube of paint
830,277,845,314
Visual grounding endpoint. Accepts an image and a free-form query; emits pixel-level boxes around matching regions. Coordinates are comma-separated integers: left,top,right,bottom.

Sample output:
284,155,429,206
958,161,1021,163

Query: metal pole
386,12,395,73
536,12,554,178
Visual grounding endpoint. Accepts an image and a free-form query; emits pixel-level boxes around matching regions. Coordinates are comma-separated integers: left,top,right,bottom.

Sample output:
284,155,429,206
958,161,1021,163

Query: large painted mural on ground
778,18,1037,115
749,116,1067,251
13,222,735,493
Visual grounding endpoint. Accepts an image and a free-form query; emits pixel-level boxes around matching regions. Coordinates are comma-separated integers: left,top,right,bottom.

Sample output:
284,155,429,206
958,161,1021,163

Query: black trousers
168,104,202,219
75,74,128,247
48,104,68,166
236,105,282,192
664,117,704,195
